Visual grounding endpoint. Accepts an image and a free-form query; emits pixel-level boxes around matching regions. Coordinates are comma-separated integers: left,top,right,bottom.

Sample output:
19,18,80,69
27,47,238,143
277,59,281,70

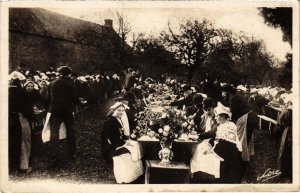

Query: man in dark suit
197,97,219,140
201,76,222,102
16,63,27,75
170,85,194,109
122,69,137,92
185,93,204,126
47,66,79,162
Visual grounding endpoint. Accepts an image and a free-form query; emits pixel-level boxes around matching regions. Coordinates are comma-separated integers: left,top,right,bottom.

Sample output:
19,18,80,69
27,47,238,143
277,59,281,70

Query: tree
133,36,179,79
259,8,292,46
116,11,132,67
161,19,218,80
259,8,292,89
206,29,276,85
278,53,292,89
205,29,239,83
131,32,145,52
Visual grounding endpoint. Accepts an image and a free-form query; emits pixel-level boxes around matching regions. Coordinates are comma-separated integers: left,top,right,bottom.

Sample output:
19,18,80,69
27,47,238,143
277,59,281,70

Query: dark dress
9,82,26,170
191,121,243,184
9,80,36,171
213,139,243,183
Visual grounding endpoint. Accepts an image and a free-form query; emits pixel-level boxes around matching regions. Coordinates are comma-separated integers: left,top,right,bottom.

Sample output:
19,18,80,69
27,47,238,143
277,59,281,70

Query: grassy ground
10,99,291,184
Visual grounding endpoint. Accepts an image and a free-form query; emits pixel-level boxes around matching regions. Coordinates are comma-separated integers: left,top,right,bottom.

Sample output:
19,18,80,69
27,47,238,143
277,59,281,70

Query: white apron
41,113,67,143
113,140,144,183
19,113,31,170
190,139,222,178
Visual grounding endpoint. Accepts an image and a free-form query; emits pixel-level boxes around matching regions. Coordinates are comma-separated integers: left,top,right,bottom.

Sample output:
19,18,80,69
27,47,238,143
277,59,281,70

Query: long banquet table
138,89,200,163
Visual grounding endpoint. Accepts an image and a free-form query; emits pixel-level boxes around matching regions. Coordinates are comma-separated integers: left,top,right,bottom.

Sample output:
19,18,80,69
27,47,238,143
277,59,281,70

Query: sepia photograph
0,1,299,192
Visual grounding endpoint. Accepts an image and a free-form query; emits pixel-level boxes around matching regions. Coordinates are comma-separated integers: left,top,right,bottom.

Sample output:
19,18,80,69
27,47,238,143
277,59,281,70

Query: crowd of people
8,64,124,173
100,71,293,184
8,64,292,184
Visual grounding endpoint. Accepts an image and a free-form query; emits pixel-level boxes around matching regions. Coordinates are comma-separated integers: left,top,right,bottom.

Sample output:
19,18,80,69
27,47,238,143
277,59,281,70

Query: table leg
145,160,150,184
259,117,262,130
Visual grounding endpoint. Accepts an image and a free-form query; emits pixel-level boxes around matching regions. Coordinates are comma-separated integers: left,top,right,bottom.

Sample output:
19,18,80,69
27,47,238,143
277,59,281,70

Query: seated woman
190,103,243,183
101,102,144,184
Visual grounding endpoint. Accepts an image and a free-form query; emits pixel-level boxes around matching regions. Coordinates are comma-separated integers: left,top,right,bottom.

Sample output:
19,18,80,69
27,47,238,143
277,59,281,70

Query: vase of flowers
158,139,174,166
132,102,198,164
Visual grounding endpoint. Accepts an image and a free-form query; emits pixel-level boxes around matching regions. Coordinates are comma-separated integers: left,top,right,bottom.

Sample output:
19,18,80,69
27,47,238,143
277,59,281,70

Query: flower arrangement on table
130,106,198,165
130,106,198,144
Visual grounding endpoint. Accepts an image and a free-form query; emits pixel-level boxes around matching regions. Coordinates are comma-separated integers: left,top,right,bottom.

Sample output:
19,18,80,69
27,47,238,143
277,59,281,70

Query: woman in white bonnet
190,102,243,183
101,102,143,184
213,102,243,183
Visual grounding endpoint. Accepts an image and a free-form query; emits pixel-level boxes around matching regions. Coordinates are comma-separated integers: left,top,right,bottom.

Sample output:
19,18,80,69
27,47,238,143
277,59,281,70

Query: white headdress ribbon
109,101,129,110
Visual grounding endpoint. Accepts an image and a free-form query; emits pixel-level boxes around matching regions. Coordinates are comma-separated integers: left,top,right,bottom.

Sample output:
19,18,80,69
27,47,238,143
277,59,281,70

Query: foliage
161,19,218,79
159,19,278,85
133,36,180,79
278,53,292,89
259,8,292,45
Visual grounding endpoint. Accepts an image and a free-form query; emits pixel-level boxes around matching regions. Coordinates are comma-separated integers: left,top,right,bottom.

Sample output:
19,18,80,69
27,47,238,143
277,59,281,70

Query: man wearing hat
170,84,194,110
220,84,236,107
197,97,219,140
190,97,219,183
16,63,27,75
249,90,270,115
201,76,222,102
185,93,204,126
47,66,79,165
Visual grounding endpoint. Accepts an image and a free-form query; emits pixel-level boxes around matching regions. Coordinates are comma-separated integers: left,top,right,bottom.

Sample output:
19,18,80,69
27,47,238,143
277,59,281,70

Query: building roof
9,8,123,49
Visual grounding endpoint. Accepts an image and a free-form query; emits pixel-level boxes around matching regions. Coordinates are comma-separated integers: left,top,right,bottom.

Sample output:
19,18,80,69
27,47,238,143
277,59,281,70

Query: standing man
47,66,78,164
122,68,137,93
16,63,27,75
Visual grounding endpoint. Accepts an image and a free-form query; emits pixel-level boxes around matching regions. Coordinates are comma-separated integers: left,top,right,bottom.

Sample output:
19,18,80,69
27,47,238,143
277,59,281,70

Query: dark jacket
231,94,259,144
250,95,270,115
230,94,251,122
26,89,43,108
101,116,127,162
201,82,222,102
123,74,136,91
40,88,49,111
185,105,204,126
9,82,26,114
170,94,194,109
47,76,78,114
9,84,35,122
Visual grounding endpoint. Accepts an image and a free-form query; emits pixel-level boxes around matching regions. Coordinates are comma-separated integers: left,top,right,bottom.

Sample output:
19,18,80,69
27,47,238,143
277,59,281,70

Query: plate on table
188,134,199,141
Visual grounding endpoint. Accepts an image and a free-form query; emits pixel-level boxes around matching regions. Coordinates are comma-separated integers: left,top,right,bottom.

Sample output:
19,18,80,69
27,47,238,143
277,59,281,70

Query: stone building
9,8,131,73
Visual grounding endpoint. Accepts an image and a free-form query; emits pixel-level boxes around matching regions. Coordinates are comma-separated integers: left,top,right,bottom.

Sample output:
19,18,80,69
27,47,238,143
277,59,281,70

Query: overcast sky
46,7,291,62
